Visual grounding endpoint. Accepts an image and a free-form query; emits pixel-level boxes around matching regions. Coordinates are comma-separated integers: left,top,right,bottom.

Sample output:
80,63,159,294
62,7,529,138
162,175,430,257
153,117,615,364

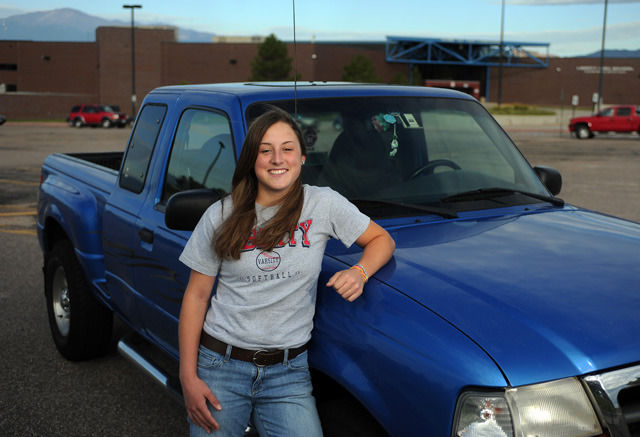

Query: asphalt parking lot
0,121,638,436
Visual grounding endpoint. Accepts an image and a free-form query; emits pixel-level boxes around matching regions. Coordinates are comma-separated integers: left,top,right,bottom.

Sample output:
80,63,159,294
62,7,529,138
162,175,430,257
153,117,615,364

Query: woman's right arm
179,269,221,433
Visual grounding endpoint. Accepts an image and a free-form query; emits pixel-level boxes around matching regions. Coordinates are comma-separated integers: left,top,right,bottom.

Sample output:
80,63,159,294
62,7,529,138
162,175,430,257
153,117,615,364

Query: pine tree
250,34,293,81
341,54,380,83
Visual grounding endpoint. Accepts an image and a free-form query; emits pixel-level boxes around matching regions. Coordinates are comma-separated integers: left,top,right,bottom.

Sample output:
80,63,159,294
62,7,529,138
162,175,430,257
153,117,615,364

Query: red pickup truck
569,105,640,139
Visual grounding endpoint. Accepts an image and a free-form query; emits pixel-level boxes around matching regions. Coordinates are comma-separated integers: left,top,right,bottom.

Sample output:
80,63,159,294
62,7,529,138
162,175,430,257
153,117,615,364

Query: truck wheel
73,118,84,128
318,397,388,437
101,118,112,128
45,240,113,361
576,125,592,139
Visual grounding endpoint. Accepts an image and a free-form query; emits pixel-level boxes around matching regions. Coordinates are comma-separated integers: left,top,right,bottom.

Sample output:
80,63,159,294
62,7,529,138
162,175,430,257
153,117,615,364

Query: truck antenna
292,0,298,117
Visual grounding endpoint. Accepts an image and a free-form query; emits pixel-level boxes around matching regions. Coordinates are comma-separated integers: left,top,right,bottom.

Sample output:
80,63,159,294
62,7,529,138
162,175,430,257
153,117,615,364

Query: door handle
139,228,154,244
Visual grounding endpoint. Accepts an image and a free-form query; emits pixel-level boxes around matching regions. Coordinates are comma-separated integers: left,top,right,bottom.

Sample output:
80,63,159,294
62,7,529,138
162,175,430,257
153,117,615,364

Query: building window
0,64,18,71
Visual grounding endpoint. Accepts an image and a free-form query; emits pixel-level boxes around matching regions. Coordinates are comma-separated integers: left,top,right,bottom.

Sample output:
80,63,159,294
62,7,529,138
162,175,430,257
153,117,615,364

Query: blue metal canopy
385,36,549,68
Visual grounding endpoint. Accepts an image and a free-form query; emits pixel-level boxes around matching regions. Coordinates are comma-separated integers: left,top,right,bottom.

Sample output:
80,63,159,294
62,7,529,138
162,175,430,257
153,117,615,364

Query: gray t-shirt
179,185,370,349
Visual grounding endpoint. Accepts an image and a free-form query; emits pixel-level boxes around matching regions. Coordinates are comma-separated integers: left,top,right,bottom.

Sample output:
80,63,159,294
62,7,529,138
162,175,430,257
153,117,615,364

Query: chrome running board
117,334,183,403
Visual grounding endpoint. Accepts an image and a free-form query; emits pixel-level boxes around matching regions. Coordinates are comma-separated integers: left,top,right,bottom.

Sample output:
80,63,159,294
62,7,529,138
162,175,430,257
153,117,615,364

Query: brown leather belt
200,331,308,367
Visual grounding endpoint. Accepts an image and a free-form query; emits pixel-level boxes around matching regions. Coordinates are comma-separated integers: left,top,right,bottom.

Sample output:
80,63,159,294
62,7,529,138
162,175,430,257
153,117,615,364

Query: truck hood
352,209,640,387
570,116,592,124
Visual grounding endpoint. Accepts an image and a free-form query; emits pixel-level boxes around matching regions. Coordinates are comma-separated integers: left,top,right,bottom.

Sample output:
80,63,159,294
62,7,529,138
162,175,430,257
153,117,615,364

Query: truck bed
66,152,123,171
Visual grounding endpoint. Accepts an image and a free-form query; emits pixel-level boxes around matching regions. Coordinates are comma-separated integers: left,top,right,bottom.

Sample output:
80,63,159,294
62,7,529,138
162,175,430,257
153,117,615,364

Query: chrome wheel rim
51,266,71,336
577,127,589,139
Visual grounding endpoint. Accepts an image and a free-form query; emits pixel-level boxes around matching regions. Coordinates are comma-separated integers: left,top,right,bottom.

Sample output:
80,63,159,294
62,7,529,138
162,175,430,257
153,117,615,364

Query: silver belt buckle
252,349,269,367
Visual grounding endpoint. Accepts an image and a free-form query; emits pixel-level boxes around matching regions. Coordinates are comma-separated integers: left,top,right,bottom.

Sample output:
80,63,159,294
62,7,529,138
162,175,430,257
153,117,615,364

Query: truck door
102,103,168,330
615,106,633,132
82,105,99,125
133,105,237,355
593,107,615,132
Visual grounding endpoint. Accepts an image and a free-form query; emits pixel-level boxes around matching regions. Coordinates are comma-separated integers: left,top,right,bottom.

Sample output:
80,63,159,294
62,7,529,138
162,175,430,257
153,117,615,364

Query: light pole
597,0,608,112
497,0,505,107
123,4,142,117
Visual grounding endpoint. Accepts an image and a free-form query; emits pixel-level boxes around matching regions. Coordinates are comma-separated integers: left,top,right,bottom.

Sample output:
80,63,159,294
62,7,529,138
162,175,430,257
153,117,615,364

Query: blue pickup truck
37,82,640,436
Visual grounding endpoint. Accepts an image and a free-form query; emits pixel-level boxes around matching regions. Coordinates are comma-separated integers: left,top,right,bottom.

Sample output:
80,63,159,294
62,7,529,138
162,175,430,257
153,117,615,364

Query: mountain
0,8,215,42
580,49,640,58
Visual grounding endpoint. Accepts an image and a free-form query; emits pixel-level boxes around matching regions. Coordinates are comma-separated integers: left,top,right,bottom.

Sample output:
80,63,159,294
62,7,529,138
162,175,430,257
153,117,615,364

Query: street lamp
597,0,608,112
123,4,142,117
497,0,505,107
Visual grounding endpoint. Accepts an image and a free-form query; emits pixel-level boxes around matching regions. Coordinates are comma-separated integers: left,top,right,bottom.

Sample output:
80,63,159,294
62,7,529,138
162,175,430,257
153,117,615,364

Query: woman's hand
181,374,221,433
178,270,220,433
326,268,365,302
326,220,395,303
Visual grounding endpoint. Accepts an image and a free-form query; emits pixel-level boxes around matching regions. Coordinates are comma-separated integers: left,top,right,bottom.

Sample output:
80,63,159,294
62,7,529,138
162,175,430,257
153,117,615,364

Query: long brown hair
214,106,307,260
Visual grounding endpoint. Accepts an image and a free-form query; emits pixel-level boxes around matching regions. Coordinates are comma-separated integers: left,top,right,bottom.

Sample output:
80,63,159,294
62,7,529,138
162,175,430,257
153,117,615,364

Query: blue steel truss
385,36,549,68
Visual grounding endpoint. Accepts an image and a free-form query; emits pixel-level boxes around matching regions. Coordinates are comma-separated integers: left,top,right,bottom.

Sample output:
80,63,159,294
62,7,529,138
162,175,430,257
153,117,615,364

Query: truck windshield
247,97,549,218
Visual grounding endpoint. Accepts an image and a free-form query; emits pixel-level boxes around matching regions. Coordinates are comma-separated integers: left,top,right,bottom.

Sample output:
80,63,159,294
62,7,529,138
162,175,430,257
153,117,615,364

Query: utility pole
123,4,142,117
497,0,505,107
597,0,608,112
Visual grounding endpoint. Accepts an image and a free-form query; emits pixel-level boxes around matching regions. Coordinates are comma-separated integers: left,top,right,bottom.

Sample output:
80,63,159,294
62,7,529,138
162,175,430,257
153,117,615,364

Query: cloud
501,20,640,55
0,5,25,18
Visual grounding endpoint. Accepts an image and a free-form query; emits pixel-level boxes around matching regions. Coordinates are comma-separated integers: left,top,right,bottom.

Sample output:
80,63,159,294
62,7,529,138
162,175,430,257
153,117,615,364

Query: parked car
67,104,130,128
0,114,6,126
569,105,640,139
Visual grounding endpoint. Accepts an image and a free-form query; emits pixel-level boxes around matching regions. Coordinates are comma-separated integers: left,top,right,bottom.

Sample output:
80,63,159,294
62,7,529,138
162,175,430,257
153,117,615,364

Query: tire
101,118,112,128
73,118,84,128
44,240,113,361
576,125,592,139
318,397,388,437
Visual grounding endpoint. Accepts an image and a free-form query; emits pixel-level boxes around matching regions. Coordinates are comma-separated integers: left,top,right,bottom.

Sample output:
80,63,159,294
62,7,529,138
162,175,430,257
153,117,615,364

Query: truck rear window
120,104,167,193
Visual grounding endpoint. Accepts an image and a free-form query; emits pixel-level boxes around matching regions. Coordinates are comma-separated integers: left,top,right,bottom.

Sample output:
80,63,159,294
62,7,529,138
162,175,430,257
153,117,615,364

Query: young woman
178,107,395,436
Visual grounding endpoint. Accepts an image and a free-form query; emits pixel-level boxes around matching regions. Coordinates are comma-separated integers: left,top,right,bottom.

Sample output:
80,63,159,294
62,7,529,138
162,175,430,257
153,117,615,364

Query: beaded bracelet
349,263,369,283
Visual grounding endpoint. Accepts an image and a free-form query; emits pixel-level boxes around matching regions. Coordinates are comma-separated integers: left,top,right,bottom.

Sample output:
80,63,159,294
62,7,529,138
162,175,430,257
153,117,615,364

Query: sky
0,0,639,57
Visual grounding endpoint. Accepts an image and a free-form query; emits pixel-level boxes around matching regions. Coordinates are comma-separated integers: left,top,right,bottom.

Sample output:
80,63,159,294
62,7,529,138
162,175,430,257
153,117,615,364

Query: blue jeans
189,345,323,437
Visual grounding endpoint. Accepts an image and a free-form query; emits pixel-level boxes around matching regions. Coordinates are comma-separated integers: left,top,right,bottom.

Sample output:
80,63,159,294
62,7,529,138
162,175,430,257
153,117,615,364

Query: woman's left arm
326,220,395,302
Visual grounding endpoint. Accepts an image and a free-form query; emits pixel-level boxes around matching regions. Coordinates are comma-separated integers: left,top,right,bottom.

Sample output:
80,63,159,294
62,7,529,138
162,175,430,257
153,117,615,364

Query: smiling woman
176,105,395,436
254,121,306,207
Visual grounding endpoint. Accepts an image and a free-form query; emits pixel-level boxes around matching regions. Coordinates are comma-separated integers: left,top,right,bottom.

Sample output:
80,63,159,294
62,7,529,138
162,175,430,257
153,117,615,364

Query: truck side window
617,107,631,117
120,104,167,193
600,108,614,117
162,108,236,203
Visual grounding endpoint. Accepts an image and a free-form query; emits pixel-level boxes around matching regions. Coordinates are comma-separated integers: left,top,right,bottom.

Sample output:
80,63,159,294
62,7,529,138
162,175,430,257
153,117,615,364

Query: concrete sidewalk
493,108,592,133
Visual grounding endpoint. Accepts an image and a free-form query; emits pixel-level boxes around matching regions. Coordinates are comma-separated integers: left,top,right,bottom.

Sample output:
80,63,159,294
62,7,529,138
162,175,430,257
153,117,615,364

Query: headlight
453,378,603,437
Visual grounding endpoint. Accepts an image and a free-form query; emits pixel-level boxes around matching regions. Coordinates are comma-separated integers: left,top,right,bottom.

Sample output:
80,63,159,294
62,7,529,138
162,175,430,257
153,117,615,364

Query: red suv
67,104,130,128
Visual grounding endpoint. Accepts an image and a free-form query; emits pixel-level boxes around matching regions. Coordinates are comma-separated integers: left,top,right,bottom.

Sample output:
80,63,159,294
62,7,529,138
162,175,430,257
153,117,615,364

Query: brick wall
1,28,639,119
489,57,640,107
97,26,177,117
0,41,98,118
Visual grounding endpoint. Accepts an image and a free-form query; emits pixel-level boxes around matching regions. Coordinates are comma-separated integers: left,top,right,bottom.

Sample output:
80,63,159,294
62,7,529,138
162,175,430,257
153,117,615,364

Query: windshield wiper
350,199,458,219
440,187,565,207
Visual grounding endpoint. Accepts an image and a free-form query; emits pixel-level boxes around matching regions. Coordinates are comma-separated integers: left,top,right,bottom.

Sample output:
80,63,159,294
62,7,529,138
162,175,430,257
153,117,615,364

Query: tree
250,34,293,81
341,54,380,83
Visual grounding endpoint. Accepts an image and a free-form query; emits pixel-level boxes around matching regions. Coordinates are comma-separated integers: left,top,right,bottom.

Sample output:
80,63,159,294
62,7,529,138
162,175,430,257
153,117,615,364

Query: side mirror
165,189,224,231
533,165,562,196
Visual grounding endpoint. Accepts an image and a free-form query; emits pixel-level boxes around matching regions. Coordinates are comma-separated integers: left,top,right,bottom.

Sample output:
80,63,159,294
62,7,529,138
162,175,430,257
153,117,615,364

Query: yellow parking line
0,178,40,186
0,229,37,236
0,211,37,217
